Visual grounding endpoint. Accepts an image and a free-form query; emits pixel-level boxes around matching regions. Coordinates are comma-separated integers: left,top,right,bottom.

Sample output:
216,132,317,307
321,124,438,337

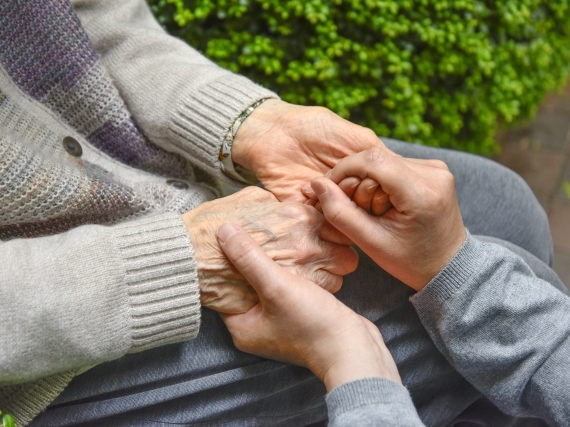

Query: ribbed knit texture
326,378,424,427
0,372,75,427
411,234,570,426
113,214,201,352
170,75,276,177
411,231,480,306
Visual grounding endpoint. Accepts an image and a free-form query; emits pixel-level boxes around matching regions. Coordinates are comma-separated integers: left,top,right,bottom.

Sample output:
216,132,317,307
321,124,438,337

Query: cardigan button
62,136,83,157
166,179,189,190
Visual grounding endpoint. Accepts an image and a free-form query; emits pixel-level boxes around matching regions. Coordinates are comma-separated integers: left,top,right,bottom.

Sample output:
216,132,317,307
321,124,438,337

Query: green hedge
149,0,570,155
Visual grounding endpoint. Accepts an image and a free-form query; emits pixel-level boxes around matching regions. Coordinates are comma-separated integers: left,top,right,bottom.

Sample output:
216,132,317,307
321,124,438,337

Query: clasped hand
182,100,466,391
183,100,384,314
219,145,467,391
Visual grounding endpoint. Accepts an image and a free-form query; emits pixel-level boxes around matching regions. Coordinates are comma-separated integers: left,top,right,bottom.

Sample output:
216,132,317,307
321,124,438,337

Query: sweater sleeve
71,0,278,181
326,378,425,427
410,233,570,426
0,213,201,385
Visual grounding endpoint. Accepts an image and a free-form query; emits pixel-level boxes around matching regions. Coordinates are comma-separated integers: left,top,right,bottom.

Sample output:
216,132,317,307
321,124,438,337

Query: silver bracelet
219,98,269,184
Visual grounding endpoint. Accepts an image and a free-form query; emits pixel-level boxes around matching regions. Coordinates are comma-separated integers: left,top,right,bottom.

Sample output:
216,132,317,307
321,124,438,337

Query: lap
31,140,558,427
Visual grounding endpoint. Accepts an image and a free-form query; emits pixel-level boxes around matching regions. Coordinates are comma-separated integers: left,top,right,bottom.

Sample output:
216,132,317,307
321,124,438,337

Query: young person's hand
309,147,466,291
218,223,401,392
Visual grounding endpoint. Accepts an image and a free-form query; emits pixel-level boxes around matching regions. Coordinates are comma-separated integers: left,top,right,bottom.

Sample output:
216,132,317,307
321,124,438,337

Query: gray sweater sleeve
71,0,278,183
0,213,201,385
411,233,570,426
326,378,424,427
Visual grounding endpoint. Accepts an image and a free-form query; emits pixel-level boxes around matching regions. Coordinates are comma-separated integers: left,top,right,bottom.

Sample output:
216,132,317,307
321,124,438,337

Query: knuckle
434,170,456,200
344,248,359,273
284,202,318,224
291,238,317,264
318,272,343,293
367,146,385,166
422,186,446,212
362,128,379,142
327,246,359,274
433,159,450,171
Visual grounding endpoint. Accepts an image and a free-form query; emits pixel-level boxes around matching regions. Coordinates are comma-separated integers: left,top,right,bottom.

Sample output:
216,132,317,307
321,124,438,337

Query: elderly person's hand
309,147,466,292
182,187,358,314
232,100,384,202
217,223,401,392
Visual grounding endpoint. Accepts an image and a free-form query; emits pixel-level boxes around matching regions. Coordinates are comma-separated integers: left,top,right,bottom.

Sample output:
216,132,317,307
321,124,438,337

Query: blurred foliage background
148,0,570,155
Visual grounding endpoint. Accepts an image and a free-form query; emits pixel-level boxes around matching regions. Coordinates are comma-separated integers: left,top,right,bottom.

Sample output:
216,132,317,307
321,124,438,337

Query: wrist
218,99,271,184
408,228,468,292
308,324,402,392
232,98,285,171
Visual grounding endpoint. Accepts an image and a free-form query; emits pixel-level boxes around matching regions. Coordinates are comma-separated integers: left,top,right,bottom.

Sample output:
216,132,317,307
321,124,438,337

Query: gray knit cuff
326,377,417,422
411,231,482,310
169,73,278,185
112,213,201,353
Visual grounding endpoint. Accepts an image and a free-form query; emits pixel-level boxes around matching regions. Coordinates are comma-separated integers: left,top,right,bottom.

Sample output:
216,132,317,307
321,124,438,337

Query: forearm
327,378,425,427
411,233,570,426
72,0,277,181
0,213,200,385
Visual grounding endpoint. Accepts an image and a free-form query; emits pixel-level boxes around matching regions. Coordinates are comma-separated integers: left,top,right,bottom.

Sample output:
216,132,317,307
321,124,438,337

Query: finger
302,183,319,202
310,269,343,294
200,280,260,314
327,147,420,210
316,243,359,276
371,187,392,216
318,220,354,246
311,177,386,249
352,178,380,213
405,158,450,170
304,176,360,203
314,201,322,213
400,158,452,185
303,197,318,207
218,223,295,302
338,177,361,198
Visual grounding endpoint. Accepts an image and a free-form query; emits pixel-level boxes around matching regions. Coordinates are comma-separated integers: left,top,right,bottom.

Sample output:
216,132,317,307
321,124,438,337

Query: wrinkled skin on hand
232,99,384,203
218,223,402,392
182,187,358,314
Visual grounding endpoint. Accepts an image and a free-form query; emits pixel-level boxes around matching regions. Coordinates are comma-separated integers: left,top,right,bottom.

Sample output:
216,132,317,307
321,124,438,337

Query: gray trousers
30,140,566,427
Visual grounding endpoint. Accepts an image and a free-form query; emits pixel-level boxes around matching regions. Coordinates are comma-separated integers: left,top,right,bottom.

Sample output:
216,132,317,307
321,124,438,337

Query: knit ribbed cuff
169,73,278,184
0,370,76,427
326,377,415,421
411,231,482,311
113,213,201,353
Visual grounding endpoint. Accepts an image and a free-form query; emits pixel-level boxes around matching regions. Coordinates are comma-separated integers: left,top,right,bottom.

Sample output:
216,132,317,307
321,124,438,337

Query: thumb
217,223,288,302
311,177,382,247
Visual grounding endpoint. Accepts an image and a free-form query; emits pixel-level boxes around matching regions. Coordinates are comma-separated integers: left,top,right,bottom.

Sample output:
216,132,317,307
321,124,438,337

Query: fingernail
311,180,328,196
302,184,314,195
325,170,332,179
218,223,241,244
